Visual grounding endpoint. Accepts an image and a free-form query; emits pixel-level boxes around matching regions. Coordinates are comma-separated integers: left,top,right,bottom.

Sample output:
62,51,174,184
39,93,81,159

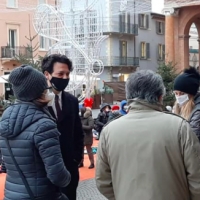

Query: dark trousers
61,163,79,200
81,145,94,165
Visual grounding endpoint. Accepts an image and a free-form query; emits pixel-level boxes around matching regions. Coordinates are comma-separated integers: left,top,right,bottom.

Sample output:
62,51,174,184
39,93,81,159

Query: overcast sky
152,0,164,13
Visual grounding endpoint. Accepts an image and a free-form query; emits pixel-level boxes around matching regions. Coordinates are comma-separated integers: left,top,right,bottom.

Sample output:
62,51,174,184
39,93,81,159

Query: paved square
77,179,107,200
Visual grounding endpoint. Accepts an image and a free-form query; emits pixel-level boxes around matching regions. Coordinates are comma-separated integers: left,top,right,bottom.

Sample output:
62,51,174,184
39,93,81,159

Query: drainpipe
133,0,136,69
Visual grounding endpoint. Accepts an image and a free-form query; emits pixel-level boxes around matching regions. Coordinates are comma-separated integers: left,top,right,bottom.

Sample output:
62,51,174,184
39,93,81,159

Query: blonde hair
174,95,195,120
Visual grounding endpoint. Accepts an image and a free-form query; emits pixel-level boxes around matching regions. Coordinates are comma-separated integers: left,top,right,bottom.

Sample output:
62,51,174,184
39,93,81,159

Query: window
40,36,47,49
156,21,165,34
140,42,150,59
38,0,46,4
9,29,17,48
158,44,165,60
138,14,149,29
119,12,131,33
4,72,14,100
120,41,127,65
7,0,17,8
40,36,52,50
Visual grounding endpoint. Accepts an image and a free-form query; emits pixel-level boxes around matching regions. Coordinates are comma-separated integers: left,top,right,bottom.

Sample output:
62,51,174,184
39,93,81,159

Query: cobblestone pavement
77,179,107,200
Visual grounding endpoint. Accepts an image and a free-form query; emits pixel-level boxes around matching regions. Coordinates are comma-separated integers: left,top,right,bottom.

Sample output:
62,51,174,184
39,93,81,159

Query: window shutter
157,44,160,60
119,14,122,32
140,42,142,58
127,13,131,33
138,14,141,27
119,41,122,57
162,44,165,60
162,22,165,35
156,21,159,34
146,15,149,29
146,43,150,59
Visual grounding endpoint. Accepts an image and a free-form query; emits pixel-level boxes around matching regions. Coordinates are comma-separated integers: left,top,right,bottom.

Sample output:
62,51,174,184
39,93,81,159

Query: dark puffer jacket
95,103,111,133
189,93,200,141
0,102,71,200
108,111,122,122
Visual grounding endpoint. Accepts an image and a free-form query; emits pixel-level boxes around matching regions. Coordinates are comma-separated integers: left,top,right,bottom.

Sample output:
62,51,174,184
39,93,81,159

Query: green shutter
146,43,150,59
146,15,149,29
138,14,141,27
162,22,165,35
156,21,159,34
162,44,165,60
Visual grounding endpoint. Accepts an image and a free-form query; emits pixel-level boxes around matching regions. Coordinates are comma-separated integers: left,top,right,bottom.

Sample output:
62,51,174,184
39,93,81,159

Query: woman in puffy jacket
0,65,71,200
173,67,200,141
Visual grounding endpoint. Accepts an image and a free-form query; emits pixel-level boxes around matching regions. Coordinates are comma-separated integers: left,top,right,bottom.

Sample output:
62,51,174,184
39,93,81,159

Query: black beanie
174,67,200,96
9,65,48,101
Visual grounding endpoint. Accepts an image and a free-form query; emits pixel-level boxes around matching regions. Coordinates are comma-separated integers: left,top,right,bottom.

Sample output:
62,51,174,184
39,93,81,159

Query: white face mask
175,94,189,106
45,90,55,101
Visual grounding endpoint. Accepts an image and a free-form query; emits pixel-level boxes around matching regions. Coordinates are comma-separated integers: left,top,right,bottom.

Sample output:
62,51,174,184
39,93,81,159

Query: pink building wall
0,0,55,98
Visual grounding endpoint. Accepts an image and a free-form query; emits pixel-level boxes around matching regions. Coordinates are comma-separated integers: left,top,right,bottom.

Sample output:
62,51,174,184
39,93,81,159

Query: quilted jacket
190,93,200,141
0,102,71,200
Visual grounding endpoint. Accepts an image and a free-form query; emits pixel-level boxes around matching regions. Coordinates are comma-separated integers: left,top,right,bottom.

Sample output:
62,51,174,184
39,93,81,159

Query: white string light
0,0,152,98
33,0,151,98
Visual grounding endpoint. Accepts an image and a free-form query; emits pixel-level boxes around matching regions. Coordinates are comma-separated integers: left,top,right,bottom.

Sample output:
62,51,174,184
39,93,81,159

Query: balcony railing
103,23,138,35
100,56,139,67
1,46,32,58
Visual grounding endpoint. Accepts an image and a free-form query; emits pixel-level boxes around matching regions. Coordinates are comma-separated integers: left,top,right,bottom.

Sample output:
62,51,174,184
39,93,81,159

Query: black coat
48,92,84,170
0,102,71,200
96,112,110,133
190,93,200,141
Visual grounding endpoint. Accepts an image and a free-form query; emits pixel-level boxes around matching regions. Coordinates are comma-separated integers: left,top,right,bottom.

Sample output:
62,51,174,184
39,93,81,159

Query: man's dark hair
41,54,73,73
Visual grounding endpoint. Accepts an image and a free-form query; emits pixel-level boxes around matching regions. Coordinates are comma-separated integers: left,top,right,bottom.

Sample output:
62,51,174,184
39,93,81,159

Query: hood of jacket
84,107,92,118
120,100,127,115
100,103,111,112
120,100,127,109
0,102,52,139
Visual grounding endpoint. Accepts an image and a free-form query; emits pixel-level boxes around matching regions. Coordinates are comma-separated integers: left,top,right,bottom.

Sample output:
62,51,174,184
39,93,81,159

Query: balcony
1,46,31,59
103,23,138,36
100,56,139,67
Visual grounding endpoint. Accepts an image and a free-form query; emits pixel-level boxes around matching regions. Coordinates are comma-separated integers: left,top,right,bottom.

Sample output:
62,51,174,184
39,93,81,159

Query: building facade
164,0,200,71
0,0,55,99
98,12,165,89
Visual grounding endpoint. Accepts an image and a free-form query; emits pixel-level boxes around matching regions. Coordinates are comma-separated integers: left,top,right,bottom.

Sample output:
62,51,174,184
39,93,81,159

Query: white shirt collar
48,91,62,107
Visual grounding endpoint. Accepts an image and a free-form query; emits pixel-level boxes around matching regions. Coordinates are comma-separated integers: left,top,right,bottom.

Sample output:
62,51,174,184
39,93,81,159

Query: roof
150,12,165,20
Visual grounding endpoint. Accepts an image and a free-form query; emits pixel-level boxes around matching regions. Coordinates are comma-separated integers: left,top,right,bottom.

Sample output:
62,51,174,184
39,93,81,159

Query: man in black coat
42,54,84,200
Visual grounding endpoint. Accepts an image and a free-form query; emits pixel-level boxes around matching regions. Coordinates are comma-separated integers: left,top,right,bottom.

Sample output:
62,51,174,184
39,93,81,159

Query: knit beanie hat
112,105,120,111
9,65,48,101
174,67,200,96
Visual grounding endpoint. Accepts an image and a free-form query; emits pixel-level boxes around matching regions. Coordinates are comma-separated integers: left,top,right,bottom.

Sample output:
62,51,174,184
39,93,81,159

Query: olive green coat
81,109,94,146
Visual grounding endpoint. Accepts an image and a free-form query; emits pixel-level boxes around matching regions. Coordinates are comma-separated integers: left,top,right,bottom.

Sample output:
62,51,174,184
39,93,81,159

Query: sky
152,0,164,13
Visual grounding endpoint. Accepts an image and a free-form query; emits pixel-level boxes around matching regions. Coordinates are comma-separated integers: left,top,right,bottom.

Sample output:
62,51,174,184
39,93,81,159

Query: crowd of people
96,68,200,200
0,53,200,200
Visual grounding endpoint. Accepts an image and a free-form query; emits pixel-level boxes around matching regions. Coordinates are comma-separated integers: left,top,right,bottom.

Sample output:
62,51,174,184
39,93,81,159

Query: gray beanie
9,65,48,101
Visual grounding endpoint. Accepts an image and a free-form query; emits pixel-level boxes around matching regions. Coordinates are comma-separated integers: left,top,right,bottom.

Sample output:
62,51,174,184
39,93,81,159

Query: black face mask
50,77,69,91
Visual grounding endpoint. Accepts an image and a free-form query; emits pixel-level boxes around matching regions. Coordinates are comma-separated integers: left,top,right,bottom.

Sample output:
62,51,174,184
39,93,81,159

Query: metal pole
134,0,136,58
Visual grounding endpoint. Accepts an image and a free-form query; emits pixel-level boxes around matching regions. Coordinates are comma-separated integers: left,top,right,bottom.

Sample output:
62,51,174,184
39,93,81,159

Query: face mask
50,77,69,91
175,94,189,106
45,90,55,101
105,108,110,112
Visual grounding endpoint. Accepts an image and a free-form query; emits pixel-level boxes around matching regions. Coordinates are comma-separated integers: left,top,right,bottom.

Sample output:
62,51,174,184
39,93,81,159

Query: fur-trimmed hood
84,107,92,118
